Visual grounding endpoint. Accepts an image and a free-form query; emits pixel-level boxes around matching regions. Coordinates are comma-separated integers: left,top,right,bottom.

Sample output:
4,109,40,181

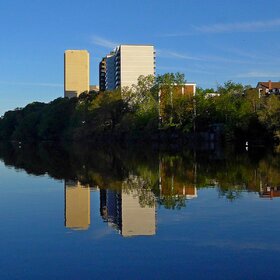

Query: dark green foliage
194,82,279,143
0,76,279,144
0,98,78,141
38,98,77,140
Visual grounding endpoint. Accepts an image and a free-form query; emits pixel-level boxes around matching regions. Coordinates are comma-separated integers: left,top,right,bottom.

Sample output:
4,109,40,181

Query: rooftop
64,50,89,53
257,81,280,89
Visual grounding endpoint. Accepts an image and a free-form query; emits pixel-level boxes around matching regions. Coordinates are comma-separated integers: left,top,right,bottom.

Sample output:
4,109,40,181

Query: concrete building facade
64,50,90,98
99,45,155,91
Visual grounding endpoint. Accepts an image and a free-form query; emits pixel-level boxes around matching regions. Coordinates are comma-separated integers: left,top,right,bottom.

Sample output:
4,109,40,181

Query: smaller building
90,85,99,92
257,80,280,96
205,92,220,98
159,83,196,123
159,83,196,99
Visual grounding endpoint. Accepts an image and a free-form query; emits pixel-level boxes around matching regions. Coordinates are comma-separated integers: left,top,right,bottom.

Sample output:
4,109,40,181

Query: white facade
102,45,155,90
119,45,155,88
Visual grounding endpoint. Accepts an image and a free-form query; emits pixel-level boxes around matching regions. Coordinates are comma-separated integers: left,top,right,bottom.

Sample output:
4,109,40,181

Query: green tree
258,95,280,140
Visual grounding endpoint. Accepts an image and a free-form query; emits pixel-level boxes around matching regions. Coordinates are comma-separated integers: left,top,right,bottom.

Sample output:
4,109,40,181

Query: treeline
0,73,279,144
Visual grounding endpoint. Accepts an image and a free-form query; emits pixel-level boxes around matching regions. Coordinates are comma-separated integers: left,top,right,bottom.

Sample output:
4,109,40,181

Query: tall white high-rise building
99,45,155,91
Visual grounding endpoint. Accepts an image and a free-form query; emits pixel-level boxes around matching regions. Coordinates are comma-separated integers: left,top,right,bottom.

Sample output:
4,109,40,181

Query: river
0,142,279,279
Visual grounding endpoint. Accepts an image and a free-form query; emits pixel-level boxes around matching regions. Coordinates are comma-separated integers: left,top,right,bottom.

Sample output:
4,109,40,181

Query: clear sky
0,0,280,116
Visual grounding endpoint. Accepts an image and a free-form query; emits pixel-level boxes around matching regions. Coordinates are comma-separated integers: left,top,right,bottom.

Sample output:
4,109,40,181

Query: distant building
159,83,197,124
259,185,280,199
65,180,90,230
257,80,280,96
99,45,156,90
90,85,99,92
64,50,90,98
182,83,197,96
205,92,220,98
159,83,196,101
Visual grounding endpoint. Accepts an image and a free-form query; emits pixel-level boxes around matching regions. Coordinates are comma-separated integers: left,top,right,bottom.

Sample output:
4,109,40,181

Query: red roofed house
257,80,280,96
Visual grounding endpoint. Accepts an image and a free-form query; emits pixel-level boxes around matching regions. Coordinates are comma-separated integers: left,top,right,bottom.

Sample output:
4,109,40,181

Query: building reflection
100,189,156,237
64,180,157,236
159,159,197,208
64,180,90,230
64,160,198,235
259,185,280,199
100,189,122,231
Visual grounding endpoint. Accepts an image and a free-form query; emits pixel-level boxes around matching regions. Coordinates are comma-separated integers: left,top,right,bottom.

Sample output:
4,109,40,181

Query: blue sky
0,0,280,115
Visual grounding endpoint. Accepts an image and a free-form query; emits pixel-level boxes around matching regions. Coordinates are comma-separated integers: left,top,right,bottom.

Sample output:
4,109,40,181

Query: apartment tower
99,45,155,91
64,50,90,98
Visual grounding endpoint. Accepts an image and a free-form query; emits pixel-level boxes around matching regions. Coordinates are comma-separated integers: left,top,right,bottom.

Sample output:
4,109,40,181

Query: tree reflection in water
0,141,279,207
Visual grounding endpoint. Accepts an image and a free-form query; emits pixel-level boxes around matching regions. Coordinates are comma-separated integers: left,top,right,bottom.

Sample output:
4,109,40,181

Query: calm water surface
0,142,280,279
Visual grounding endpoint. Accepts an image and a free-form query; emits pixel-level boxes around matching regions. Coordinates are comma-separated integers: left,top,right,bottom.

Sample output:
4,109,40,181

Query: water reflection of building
259,185,280,199
100,189,122,231
100,189,156,237
159,160,198,201
64,162,197,235
65,180,90,230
